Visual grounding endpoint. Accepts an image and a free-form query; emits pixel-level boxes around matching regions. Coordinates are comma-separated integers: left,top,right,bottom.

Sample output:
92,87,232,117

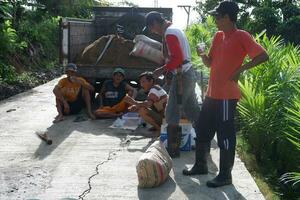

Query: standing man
144,11,200,158
182,1,269,188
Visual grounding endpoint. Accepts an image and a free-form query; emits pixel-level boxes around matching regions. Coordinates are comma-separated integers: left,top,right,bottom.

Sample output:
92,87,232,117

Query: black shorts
63,89,84,115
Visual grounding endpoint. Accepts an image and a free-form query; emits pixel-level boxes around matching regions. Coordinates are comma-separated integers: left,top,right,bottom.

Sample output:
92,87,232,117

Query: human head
112,67,125,85
139,71,155,91
144,11,166,36
209,1,239,28
65,63,77,77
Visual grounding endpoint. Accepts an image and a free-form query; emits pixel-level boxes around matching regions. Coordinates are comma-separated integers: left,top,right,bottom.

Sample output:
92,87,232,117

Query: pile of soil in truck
75,34,158,67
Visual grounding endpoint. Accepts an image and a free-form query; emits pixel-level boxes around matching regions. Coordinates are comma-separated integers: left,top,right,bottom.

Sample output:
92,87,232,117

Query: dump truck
59,7,172,87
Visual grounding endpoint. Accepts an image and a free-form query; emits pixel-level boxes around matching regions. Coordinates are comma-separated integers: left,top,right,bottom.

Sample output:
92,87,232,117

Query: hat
113,68,125,76
208,1,239,16
65,63,77,72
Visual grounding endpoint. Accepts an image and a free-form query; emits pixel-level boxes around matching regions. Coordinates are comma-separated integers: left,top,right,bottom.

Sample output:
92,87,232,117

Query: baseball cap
65,63,77,72
208,1,239,17
113,68,125,76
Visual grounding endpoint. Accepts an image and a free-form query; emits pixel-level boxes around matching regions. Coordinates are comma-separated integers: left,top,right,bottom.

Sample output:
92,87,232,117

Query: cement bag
131,41,164,64
136,140,173,188
134,35,162,50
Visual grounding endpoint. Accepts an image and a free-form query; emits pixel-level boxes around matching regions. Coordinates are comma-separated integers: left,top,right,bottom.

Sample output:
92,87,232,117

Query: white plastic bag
131,41,164,64
134,35,162,50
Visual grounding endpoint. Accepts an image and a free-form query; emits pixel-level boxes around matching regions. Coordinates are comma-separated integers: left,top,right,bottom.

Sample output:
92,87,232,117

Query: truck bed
76,64,157,80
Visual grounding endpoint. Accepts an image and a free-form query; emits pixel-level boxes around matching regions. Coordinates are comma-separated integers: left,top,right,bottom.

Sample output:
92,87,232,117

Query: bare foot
53,115,64,123
88,113,96,120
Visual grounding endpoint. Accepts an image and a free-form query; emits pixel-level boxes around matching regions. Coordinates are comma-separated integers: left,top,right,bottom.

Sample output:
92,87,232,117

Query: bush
238,33,300,198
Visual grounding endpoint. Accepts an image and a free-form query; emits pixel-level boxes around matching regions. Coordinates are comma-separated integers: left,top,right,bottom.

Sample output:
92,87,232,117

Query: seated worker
94,68,134,118
124,72,168,134
53,63,95,123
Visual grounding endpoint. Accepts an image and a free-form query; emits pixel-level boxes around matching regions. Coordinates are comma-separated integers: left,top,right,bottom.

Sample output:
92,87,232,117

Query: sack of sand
136,140,172,188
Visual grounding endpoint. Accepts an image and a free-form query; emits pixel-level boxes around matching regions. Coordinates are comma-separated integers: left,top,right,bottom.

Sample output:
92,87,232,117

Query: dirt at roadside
0,67,62,101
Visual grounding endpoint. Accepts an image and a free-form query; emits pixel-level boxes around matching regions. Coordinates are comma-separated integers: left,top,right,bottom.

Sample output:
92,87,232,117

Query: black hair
214,1,239,23
145,11,165,26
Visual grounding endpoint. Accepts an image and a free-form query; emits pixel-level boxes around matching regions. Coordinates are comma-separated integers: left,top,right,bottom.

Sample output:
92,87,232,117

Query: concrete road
0,78,264,200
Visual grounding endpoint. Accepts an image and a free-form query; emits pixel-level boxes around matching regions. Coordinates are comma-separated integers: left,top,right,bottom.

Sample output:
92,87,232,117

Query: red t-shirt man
207,28,266,99
183,1,269,188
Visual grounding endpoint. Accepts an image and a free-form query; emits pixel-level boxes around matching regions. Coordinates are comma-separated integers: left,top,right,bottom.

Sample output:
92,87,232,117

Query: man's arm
197,47,211,68
124,95,153,108
230,51,269,82
125,83,135,97
53,85,66,103
97,84,106,107
154,34,183,78
199,54,212,68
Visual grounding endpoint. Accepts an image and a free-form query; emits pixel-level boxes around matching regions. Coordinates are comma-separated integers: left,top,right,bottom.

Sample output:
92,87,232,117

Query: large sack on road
136,140,172,188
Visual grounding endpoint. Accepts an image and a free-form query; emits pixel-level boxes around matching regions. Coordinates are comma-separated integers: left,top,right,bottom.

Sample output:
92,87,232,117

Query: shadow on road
172,143,248,200
33,114,155,160
137,176,176,200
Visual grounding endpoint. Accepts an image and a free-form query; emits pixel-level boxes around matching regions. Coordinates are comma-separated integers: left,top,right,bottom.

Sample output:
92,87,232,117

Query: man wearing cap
53,63,96,123
94,68,134,118
144,11,200,158
182,1,269,188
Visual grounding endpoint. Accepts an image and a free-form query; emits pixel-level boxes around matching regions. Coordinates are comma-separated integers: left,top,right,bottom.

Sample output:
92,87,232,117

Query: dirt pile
76,35,158,67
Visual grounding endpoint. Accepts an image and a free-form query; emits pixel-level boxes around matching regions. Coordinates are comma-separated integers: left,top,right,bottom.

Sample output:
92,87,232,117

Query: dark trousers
195,97,238,151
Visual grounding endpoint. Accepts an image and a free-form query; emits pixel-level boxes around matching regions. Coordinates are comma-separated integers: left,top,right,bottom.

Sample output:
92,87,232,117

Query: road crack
78,149,121,200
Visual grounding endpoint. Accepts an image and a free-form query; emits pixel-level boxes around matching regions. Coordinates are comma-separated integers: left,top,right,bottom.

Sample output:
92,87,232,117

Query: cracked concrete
0,78,265,200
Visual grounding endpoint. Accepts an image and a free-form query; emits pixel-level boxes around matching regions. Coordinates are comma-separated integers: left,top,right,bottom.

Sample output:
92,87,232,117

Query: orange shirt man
182,1,269,188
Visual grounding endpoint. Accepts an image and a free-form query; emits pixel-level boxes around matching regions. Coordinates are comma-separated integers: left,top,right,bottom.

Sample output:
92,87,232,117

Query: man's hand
229,70,242,83
128,105,138,112
153,66,165,79
124,95,133,104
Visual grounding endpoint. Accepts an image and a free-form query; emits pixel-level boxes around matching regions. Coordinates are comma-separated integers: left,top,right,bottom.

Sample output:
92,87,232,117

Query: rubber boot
182,141,209,175
167,125,181,158
206,149,235,187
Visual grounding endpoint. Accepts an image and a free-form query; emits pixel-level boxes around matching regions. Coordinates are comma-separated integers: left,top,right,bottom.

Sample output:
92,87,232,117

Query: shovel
95,35,114,65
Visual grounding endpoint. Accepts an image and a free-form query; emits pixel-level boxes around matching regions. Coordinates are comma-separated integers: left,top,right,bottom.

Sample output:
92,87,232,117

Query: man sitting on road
94,68,134,118
53,63,95,123
124,72,168,135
